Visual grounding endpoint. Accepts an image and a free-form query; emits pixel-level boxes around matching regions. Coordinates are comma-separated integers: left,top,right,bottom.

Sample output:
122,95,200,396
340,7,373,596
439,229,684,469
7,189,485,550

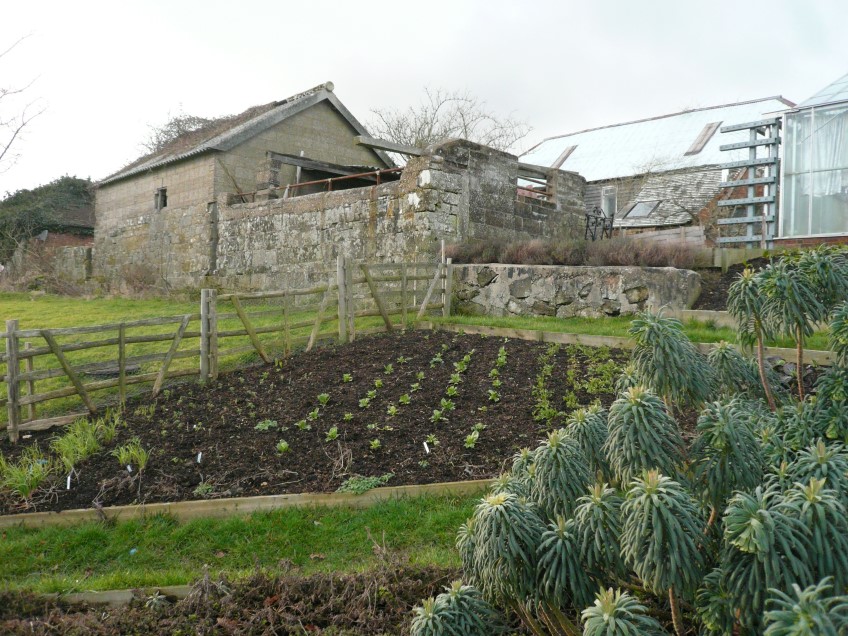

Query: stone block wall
94,138,586,292
453,264,701,319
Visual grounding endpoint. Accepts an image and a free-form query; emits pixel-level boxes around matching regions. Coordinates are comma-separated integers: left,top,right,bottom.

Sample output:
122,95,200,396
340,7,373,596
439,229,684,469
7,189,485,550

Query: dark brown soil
692,257,771,311
1,331,630,515
0,562,460,635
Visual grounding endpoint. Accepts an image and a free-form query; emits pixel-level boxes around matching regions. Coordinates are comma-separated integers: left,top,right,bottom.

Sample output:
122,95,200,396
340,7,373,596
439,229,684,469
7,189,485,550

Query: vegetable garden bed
0,330,630,515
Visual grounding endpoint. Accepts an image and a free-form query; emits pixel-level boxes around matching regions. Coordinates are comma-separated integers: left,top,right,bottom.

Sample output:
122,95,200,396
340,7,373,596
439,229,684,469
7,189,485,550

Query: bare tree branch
0,35,45,173
368,88,531,157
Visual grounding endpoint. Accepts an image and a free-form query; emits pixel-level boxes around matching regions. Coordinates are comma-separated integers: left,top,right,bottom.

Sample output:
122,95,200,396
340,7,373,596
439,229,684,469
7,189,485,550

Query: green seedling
374,379,383,389
430,409,447,424
488,390,501,403
254,419,278,431
343,412,354,421
295,420,312,431
397,356,409,365
449,373,462,385
325,426,339,442
384,364,394,375
399,394,411,405
446,385,459,397
410,383,421,393
464,430,480,449
342,373,353,383
276,439,290,453
306,407,320,421
416,371,425,381
367,389,377,399
387,404,399,417
370,439,382,450
472,422,487,432
426,434,440,446
359,397,371,409
439,398,456,412
317,393,330,407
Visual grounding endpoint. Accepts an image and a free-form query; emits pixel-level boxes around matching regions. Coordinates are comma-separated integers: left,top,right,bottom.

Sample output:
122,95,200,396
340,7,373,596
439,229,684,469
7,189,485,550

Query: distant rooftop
796,71,848,109
521,96,794,182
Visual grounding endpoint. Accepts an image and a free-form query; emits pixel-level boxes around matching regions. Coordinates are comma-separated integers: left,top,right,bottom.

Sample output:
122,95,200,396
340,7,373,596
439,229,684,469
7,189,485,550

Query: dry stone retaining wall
453,264,701,319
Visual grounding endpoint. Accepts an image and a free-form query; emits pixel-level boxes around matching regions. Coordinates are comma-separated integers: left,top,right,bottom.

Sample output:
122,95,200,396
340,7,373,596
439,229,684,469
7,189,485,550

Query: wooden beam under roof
266,151,381,178
355,135,423,156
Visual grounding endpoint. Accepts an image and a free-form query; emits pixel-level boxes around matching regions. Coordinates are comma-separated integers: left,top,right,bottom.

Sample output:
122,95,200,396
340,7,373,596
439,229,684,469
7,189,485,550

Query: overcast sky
0,0,846,195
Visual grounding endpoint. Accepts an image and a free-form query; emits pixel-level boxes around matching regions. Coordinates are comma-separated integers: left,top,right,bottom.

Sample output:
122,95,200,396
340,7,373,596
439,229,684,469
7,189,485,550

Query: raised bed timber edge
0,478,489,530
419,321,835,366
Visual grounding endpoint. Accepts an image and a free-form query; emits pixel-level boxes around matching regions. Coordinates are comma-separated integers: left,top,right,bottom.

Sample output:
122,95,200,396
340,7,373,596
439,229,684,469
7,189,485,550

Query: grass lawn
0,493,476,593
432,313,831,351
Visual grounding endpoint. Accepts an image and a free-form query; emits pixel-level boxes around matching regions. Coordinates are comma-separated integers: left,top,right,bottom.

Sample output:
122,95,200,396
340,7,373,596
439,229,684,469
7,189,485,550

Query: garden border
0,478,489,529
418,321,835,365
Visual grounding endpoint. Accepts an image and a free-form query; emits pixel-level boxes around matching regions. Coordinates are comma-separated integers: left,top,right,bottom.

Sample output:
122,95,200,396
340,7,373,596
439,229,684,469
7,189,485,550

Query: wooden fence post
337,255,348,345
401,264,408,329
208,290,218,379
24,342,35,421
283,292,291,357
200,289,211,382
5,319,21,442
443,258,453,318
346,257,355,342
118,324,127,405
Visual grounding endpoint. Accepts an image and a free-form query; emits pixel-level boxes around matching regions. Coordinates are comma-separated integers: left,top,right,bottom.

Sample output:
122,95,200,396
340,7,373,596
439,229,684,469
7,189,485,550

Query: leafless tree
369,88,531,155
0,36,45,173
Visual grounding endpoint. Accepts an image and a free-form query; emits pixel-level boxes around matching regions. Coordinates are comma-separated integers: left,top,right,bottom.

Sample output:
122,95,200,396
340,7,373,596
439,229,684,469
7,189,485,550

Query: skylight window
624,201,661,218
684,122,722,156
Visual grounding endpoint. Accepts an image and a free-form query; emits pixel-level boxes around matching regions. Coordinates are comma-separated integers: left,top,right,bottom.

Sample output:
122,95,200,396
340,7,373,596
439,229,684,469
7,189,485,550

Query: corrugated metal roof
797,71,848,109
521,96,793,182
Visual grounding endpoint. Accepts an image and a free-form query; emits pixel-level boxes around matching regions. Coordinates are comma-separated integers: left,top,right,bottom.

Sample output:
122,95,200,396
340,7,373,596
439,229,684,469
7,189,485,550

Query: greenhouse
781,72,848,238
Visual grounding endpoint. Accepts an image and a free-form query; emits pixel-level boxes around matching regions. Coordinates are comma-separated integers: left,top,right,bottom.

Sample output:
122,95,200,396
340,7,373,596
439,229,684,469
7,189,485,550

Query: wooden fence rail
1,257,448,440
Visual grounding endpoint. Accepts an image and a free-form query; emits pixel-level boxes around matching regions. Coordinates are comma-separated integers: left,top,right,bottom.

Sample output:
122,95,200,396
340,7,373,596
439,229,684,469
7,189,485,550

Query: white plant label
127,465,133,473
423,441,430,454
197,452,202,463
67,474,72,490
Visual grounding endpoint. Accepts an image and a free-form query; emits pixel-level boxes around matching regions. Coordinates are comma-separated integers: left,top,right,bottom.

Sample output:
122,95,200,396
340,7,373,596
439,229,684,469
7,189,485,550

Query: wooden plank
19,368,199,407
24,342,35,421
719,176,776,188
230,297,270,363
337,255,348,344
717,195,775,207
719,137,779,151
17,349,197,383
0,478,491,529
306,289,332,352
45,585,193,608
19,412,89,432
208,290,218,380
718,235,764,244
118,324,126,405
416,264,444,320
354,134,423,156
345,256,355,342
217,285,330,301
717,215,774,226
720,117,781,133
360,263,394,331
718,157,778,170
5,320,21,442
151,315,191,397
13,315,201,339
40,330,97,415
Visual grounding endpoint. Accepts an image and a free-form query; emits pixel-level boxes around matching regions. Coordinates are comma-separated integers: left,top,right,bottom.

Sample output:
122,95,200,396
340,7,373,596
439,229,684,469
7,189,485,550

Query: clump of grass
51,418,102,473
0,446,53,503
111,438,149,473
336,473,393,494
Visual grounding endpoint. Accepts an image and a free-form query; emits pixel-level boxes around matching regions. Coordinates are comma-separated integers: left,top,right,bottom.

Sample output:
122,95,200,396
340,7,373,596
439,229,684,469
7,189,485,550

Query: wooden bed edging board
0,479,490,530
418,321,835,366
44,585,193,607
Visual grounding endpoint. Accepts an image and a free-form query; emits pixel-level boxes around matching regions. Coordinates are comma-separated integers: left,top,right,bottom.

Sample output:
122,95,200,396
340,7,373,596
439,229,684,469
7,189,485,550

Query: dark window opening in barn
624,200,662,218
155,188,168,211
601,186,617,217
684,122,722,156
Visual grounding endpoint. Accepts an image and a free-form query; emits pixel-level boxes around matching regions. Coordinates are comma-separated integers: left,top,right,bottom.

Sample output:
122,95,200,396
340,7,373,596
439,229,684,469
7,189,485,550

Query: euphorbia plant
620,470,705,636
728,267,778,410
758,260,825,399
581,588,669,636
604,386,684,486
529,428,592,520
564,406,610,480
